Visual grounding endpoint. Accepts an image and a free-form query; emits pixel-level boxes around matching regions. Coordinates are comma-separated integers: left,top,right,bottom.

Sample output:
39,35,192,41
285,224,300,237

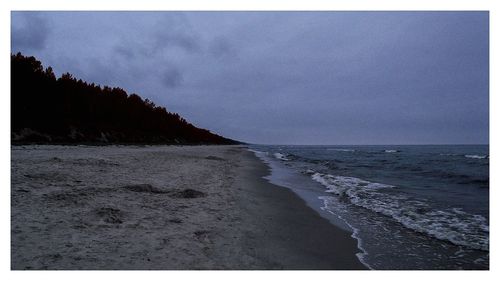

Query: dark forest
11,53,239,145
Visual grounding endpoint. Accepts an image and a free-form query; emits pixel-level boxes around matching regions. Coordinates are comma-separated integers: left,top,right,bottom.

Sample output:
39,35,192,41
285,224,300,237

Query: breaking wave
273,152,290,161
311,172,489,251
327,148,356,152
465,155,488,159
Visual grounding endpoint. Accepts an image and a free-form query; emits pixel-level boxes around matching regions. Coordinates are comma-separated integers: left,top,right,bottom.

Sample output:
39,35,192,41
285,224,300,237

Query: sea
249,145,489,269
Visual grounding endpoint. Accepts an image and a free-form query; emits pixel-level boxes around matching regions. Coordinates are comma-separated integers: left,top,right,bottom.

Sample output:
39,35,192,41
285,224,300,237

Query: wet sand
11,145,366,269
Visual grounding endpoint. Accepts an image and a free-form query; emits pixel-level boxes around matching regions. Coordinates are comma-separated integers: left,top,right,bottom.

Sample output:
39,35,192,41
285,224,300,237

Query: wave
461,179,489,186
247,148,266,155
440,153,488,159
311,173,393,195
273,152,290,161
311,172,489,251
303,169,317,175
465,155,488,159
327,148,356,152
384,150,400,153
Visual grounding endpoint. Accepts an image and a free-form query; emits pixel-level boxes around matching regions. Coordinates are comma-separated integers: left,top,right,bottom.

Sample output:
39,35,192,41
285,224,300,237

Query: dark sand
233,150,366,269
11,145,366,269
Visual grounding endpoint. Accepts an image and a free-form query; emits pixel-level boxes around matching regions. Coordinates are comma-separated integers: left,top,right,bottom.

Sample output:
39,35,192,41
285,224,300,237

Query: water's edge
247,148,373,269
247,145,489,269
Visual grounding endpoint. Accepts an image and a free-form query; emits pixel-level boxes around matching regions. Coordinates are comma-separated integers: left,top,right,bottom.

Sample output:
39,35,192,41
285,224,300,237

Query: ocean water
249,145,489,269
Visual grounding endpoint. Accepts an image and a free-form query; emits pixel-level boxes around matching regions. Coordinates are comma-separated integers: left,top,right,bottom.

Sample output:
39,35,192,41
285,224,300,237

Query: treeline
11,53,239,145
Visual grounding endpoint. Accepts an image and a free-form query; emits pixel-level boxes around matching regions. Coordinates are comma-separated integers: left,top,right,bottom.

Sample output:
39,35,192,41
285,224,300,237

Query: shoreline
247,145,490,269
235,148,366,269
248,148,372,269
11,145,366,269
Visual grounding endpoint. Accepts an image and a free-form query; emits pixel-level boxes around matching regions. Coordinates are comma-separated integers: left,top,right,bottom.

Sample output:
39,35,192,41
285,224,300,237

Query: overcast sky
11,11,489,144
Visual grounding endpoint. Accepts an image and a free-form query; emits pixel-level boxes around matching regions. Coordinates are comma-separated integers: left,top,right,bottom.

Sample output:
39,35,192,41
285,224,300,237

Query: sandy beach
11,145,365,270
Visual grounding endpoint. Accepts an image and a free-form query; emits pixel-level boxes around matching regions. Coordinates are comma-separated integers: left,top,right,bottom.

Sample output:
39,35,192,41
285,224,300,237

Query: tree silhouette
11,52,239,145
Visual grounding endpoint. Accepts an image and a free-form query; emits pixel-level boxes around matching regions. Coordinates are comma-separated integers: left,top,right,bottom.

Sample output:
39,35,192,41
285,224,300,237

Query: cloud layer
11,11,489,144
11,12,50,52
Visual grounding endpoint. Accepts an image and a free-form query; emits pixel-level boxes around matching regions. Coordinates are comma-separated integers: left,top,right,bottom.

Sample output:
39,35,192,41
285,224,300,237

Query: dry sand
11,145,366,269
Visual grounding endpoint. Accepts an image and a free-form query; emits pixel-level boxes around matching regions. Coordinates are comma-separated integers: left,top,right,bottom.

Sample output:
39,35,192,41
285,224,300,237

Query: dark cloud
153,30,200,53
161,67,183,88
114,45,136,59
11,12,50,52
107,14,199,91
151,15,201,54
209,37,237,59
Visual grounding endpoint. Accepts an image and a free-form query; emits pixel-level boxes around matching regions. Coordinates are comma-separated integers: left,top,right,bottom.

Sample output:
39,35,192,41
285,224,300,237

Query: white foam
465,154,488,159
304,169,316,175
273,152,290,161
311,173,393,196
311,172,489,251
327,148,355,152
318,195,373,269
247,148,264,155
384,150,399,153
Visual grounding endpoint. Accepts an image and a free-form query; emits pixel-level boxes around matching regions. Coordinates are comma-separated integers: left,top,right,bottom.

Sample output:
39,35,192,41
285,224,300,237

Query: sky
11,11,489,145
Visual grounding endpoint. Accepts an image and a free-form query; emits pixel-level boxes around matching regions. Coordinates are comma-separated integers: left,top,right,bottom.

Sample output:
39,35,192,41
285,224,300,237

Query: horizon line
245,143,489,146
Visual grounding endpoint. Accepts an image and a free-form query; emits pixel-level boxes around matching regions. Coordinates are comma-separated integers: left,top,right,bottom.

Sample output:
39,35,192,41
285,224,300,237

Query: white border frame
1,0,496,280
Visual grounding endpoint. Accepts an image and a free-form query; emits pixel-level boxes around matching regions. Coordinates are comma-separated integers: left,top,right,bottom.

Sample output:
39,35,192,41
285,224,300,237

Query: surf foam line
311,172,489,251
319,196,373,269
247,148,372,269
273,152,290,161
465,155,488,159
